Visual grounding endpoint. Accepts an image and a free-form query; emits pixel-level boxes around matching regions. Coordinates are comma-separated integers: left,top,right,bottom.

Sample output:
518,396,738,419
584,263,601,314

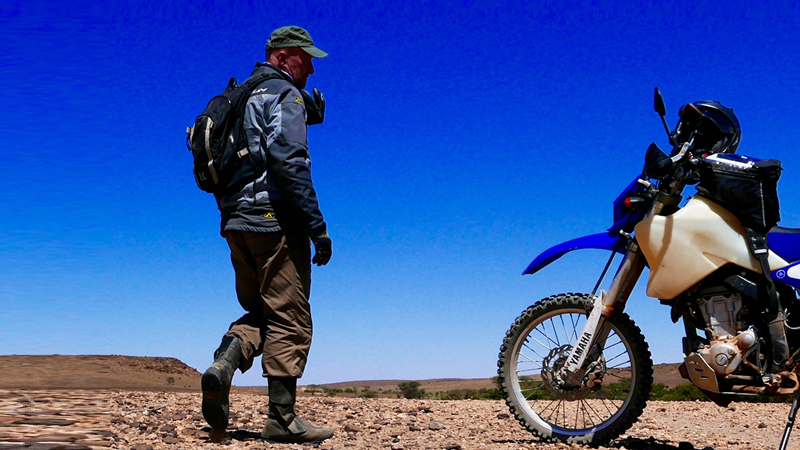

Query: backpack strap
746,228,789,371
232,72,287,157
232,71,294,201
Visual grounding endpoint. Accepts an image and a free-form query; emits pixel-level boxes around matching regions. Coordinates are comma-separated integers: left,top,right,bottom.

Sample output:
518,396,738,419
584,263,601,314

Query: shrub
358,390,377,398
323,387,343,397
650,382,708,401
166,377,175,385
398,381,426,399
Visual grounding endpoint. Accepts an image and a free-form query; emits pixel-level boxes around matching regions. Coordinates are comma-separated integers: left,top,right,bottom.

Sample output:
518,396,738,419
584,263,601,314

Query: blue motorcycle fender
523,233,625,275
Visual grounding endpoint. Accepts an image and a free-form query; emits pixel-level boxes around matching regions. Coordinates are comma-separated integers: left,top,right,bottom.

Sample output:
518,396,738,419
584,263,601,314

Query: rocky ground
2,388,799,450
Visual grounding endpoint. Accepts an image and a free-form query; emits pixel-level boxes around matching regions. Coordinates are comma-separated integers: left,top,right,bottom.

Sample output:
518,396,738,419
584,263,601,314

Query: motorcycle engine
695,291,758,375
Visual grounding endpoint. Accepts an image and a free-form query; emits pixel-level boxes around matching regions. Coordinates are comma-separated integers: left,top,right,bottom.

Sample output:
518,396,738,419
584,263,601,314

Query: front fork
562,248,647,376
562,190,673,380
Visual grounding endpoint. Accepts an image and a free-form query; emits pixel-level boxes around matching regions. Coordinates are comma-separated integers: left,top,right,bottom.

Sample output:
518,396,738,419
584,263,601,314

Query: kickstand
779,388,800,450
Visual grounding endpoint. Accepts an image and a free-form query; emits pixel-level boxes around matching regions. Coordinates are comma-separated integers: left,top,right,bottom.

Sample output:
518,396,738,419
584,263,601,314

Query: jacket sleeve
266,92,327,236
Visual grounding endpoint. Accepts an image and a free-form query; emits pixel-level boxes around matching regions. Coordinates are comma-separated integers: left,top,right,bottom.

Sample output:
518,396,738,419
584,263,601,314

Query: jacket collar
251,62,296,86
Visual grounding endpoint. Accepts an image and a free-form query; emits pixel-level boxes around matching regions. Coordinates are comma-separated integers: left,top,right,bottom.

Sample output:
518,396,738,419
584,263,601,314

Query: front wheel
497,293,653,445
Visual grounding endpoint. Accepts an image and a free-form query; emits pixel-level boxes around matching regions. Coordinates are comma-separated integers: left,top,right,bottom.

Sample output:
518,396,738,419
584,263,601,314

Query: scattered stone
344,424,362,433
759,422,768,428
429,421,445,430
130,444,153,450
78,438,114,447
13,418,76,426
163,435,177,444
159,423,176,433
445,444,462,450
496,413,509,419
22,433,80,442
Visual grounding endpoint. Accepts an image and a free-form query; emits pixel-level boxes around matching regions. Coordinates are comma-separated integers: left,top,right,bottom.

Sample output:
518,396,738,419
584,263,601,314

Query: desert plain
1,355,798,450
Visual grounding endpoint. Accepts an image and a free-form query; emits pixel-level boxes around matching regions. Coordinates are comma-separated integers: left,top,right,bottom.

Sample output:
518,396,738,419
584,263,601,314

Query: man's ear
271,49,287,67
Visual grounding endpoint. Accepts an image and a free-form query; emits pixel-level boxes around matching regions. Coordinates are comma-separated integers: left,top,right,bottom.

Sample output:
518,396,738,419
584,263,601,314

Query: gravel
1,389,797,449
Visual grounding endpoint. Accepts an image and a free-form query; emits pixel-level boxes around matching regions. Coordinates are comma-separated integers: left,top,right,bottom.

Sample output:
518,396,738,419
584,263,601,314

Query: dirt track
2,388,798,450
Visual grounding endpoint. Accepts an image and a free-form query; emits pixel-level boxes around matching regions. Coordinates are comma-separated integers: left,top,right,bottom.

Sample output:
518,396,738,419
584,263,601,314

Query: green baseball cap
266,26,328,58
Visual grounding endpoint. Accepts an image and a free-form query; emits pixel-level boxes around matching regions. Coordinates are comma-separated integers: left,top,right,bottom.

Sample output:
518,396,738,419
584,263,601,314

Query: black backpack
186,71,283,194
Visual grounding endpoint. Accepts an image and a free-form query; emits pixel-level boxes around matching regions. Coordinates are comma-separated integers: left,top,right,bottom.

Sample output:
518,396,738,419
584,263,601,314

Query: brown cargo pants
222,229,313,378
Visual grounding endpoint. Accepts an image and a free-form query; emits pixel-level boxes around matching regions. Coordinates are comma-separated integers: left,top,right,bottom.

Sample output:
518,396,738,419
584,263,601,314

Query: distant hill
303,363,686,395
0,355,685,392
0,354,201,391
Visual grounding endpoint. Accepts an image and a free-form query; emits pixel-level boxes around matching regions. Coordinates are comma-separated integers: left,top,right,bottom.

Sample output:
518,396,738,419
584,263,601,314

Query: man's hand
311,233,332,266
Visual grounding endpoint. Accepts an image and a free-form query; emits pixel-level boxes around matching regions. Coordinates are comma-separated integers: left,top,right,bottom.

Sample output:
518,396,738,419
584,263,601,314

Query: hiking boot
201,336,242,430
261,416,335,443
261,376,334,443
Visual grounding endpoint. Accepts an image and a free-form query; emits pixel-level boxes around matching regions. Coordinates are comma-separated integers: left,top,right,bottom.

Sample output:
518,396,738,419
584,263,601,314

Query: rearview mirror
654,87,666,117
654,87,672,141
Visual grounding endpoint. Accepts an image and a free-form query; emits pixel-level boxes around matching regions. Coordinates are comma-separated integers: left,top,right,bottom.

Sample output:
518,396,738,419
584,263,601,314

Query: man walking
200,26,333,444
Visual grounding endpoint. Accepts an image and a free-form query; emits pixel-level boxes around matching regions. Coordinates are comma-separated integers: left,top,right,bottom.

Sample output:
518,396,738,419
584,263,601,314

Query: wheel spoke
548,318,561,346
535,326,560,348
521,343,549,361
569,313,580,345
599,397,615,416
528,334,553,352
540,400,558,419
604,350,630,365
582,399,604,424
559,314,571,347
520,381,545,392
574,401,580,429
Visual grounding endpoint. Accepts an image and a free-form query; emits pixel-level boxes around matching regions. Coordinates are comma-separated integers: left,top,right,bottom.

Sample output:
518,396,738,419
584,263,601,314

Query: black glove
311,233,332,266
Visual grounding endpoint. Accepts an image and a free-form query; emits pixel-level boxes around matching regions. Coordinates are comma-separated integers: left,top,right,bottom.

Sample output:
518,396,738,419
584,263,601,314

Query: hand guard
302,87,325,125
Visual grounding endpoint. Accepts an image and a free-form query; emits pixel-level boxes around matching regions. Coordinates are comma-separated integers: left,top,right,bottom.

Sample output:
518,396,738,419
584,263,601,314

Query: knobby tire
497,293,653,445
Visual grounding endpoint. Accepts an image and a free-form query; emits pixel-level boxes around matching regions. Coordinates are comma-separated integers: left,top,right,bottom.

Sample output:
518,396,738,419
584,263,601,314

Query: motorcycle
497,88,800,449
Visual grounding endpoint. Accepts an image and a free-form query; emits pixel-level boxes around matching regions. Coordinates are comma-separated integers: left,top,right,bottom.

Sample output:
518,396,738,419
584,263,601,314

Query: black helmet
673,100,741,154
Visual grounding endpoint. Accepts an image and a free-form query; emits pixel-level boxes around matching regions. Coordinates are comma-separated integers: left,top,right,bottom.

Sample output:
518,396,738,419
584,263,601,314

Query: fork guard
523,233,626,276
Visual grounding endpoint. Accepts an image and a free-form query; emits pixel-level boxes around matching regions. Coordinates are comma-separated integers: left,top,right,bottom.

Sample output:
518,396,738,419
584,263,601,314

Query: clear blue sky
2,1,799,386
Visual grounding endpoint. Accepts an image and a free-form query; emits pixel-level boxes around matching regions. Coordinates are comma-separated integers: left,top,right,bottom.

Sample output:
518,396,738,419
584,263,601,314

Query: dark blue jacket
215,63,327,238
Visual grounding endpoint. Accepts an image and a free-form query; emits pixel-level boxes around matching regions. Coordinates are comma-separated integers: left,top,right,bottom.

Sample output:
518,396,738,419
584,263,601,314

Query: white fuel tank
634,196,788,299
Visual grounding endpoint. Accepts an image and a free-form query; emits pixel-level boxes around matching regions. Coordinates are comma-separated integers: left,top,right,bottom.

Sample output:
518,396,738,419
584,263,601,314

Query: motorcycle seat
769,226,800,262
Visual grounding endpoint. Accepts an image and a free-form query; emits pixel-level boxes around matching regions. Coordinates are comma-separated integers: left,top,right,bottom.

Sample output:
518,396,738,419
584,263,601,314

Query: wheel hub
541,344,607,400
